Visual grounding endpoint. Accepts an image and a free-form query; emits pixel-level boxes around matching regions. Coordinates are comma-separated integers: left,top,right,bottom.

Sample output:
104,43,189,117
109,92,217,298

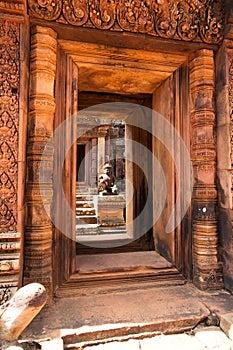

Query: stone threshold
20,283,212,348
56,251,184,297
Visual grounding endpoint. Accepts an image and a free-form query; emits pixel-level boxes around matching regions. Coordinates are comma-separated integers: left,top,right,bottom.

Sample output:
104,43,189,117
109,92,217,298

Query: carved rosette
24,26,57,291
28,0,224,44
28,0,62,20
190,49,223,290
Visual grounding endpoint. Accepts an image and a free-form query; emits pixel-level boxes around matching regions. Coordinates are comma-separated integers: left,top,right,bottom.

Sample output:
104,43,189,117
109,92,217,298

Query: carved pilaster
24,26,57,292
0,10,26,303
190,49,223,290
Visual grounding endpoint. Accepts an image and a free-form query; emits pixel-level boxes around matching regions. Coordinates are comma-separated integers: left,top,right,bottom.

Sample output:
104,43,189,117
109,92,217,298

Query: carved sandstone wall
0,0,231,297
0,1,28,303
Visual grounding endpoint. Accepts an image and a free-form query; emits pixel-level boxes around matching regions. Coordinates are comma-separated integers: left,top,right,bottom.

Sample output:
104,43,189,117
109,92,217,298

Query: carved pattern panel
0,19,22,304
0,0,25,13
28,0,224,44
0,20,19,233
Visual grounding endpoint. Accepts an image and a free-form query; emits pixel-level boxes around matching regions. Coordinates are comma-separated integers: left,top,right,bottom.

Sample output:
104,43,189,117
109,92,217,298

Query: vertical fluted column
24,26,57,293
190,49,223,289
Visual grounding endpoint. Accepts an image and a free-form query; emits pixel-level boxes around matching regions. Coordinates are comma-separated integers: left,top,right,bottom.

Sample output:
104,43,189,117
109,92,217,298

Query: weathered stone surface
220,313,233,341
21,284,209,344
65,330,233,350
77,251,172,275
0,283,47,341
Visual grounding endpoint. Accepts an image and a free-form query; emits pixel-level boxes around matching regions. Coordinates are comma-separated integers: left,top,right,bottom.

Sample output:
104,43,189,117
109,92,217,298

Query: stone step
76,227,99,236
76,202,94,208
63,327,233,350
76,195,94,202
76,208,96,216
76,216,98,225
98,226,127,235
76,251,173,275
22,284,209,349
76,183,89,193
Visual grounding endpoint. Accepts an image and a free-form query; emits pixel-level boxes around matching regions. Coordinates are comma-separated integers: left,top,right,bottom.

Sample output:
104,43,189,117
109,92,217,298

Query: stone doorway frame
24,24,223,296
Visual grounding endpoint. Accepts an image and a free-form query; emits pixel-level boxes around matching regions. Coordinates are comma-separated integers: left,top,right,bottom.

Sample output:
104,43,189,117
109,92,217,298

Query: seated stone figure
98,162,118,195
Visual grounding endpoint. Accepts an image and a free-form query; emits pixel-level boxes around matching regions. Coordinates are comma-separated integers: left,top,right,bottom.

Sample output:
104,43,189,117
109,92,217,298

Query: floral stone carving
28,0,224,44
0,20,19,233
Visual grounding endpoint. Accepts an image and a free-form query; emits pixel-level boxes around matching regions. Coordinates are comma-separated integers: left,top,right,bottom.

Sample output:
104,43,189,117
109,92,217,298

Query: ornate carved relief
0,0,25,13
190,49,222,290
0,20,19,233
28,0,224,44
0,19,22,304
24,26,57,291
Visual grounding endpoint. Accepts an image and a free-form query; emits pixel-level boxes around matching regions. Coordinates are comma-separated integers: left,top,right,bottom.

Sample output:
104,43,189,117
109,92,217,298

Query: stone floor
21,283,209,341
18,282,233,349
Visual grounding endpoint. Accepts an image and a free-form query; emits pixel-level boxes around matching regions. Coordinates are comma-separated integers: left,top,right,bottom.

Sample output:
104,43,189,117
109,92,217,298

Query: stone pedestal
98,195,126,228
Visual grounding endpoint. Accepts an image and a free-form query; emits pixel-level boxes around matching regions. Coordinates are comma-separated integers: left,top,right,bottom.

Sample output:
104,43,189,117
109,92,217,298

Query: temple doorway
53,39,192,295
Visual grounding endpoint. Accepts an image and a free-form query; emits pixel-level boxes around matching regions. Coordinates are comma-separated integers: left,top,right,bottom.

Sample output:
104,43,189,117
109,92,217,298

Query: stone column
97,126,109,174
24,26,57,293
190,49,223,289
91,138,98,187
0,1,28,303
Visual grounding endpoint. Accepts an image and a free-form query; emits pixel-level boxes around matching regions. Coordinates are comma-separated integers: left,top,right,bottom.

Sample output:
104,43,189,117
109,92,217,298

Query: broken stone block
0,283,47,342
220,313,233,341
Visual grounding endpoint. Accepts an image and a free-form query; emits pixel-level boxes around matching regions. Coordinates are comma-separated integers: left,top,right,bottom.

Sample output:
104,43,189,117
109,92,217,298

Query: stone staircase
76,183,99,236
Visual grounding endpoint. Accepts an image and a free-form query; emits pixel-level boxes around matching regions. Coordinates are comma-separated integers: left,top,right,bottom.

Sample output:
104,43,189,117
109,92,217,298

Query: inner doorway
76,144,86,182
76,92,155,256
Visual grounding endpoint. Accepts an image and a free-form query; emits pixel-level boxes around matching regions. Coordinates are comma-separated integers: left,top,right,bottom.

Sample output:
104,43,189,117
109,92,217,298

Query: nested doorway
53,40,192,294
